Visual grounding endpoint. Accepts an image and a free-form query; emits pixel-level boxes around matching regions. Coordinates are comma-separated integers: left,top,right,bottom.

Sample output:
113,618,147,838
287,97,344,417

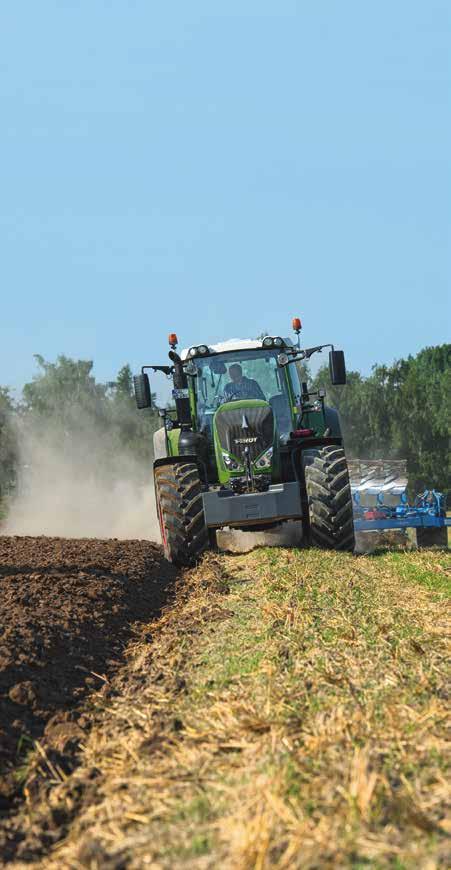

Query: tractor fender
153,454,199,471
153,453,209,486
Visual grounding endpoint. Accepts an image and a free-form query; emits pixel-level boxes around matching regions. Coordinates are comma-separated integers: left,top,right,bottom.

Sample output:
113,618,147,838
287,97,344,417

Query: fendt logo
234,437,258,444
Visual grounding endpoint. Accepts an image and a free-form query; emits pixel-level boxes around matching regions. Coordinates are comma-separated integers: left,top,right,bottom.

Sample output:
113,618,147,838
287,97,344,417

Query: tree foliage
0,387,17,497
311,344,451,496
0,356,161,497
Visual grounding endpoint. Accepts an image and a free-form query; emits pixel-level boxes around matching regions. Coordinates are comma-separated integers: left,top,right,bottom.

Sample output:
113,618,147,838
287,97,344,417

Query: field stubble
19,544,450,870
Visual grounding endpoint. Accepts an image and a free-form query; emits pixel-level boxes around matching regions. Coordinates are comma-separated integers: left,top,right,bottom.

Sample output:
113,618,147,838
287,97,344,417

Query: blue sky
1,1,449,400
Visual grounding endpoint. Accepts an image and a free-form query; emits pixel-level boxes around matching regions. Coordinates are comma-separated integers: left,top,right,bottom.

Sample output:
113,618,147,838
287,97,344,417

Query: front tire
154,462,209,566
303,445,355,551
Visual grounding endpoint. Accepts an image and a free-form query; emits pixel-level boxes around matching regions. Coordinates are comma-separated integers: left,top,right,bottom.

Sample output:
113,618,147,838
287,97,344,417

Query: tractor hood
213,399,275,483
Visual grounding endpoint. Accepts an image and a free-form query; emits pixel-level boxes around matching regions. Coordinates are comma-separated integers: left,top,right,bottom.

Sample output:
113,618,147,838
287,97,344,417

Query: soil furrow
0,535,175,863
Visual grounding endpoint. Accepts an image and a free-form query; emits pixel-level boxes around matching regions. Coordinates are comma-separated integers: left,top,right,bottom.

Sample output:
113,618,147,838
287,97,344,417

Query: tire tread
304,446,355,552
155,462,208,566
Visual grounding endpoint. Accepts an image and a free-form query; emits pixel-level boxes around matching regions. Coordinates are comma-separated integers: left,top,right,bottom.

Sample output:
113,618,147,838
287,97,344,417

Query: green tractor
134,319,355,565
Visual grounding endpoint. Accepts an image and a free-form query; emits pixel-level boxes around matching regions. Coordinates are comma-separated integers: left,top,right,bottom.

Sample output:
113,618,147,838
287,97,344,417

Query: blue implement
352,485,450,532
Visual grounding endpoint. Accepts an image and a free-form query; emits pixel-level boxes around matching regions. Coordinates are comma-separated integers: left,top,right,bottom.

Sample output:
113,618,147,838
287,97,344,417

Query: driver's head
229,364,243,383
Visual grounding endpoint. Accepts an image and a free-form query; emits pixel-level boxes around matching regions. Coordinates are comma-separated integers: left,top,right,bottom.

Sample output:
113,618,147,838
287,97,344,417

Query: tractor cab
185,345,291,488
183,341,294,447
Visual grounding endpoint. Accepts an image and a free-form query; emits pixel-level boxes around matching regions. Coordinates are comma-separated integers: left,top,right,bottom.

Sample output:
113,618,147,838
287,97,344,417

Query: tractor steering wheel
220,390,241,403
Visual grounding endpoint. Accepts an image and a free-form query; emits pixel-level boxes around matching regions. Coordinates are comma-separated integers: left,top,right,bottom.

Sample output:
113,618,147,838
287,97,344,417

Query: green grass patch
377,551,451,596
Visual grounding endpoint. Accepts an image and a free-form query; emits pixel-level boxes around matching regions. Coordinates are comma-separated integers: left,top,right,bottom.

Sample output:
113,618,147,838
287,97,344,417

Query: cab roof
180,337,294,360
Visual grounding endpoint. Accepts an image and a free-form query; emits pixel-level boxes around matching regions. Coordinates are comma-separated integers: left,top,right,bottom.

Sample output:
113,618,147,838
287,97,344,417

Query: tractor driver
222,363,265,402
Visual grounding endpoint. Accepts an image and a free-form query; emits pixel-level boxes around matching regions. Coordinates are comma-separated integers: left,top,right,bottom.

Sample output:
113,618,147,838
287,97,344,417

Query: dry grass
34,547,450,869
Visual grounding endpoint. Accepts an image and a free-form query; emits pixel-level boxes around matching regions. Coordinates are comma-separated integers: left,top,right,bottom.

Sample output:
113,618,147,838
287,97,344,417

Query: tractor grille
215,403,274,465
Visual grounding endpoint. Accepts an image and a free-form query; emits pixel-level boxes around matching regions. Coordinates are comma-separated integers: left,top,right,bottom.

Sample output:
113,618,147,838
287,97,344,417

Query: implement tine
349,459,408,503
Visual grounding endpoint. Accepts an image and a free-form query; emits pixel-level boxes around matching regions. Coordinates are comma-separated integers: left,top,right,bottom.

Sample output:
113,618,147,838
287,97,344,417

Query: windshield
191,349,293,438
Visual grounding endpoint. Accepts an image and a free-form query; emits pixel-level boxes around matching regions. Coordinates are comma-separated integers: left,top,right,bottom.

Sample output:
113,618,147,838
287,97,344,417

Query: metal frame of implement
352,489,451,532
348,460,449,533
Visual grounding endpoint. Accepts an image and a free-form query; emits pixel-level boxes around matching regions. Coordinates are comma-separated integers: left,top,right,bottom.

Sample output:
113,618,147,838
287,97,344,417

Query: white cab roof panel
180,337,294,360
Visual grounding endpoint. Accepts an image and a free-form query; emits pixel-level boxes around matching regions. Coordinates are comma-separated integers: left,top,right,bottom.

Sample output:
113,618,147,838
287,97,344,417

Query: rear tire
154,462,209,566
303,446,355,551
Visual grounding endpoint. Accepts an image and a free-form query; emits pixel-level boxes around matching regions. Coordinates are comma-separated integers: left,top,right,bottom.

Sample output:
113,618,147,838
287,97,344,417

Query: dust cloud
3,418,159,541
4,411,305,549
217,522,303,552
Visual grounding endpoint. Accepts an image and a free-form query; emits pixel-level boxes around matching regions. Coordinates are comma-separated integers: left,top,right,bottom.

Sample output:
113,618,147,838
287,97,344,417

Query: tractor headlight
262,336,283,348
255,446,273,469
188,344,209,357
222,451,244,472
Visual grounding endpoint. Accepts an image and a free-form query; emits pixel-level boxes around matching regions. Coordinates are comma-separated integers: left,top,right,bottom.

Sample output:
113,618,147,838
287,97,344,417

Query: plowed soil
0,535,173,862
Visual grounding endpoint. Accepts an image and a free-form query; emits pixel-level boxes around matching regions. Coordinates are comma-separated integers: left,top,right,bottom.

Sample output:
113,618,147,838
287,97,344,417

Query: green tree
22,354,108,431
21,355,160,475
311,344,451,498
386,345,451,495
108,363,160,463
0,387,17,498
114,363,134,398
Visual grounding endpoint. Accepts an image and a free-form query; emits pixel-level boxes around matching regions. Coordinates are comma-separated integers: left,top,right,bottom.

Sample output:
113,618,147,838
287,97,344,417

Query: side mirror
133,373,152,409
329,350,346,385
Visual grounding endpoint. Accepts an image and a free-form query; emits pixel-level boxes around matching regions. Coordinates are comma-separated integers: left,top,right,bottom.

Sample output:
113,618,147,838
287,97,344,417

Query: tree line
309,343,450,497
0,356,161,500
0,343,449,501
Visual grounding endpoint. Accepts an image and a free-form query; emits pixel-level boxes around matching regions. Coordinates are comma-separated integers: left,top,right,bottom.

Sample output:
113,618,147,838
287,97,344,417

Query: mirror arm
282,343,334,366
141,364,173,376
304,343,333,359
